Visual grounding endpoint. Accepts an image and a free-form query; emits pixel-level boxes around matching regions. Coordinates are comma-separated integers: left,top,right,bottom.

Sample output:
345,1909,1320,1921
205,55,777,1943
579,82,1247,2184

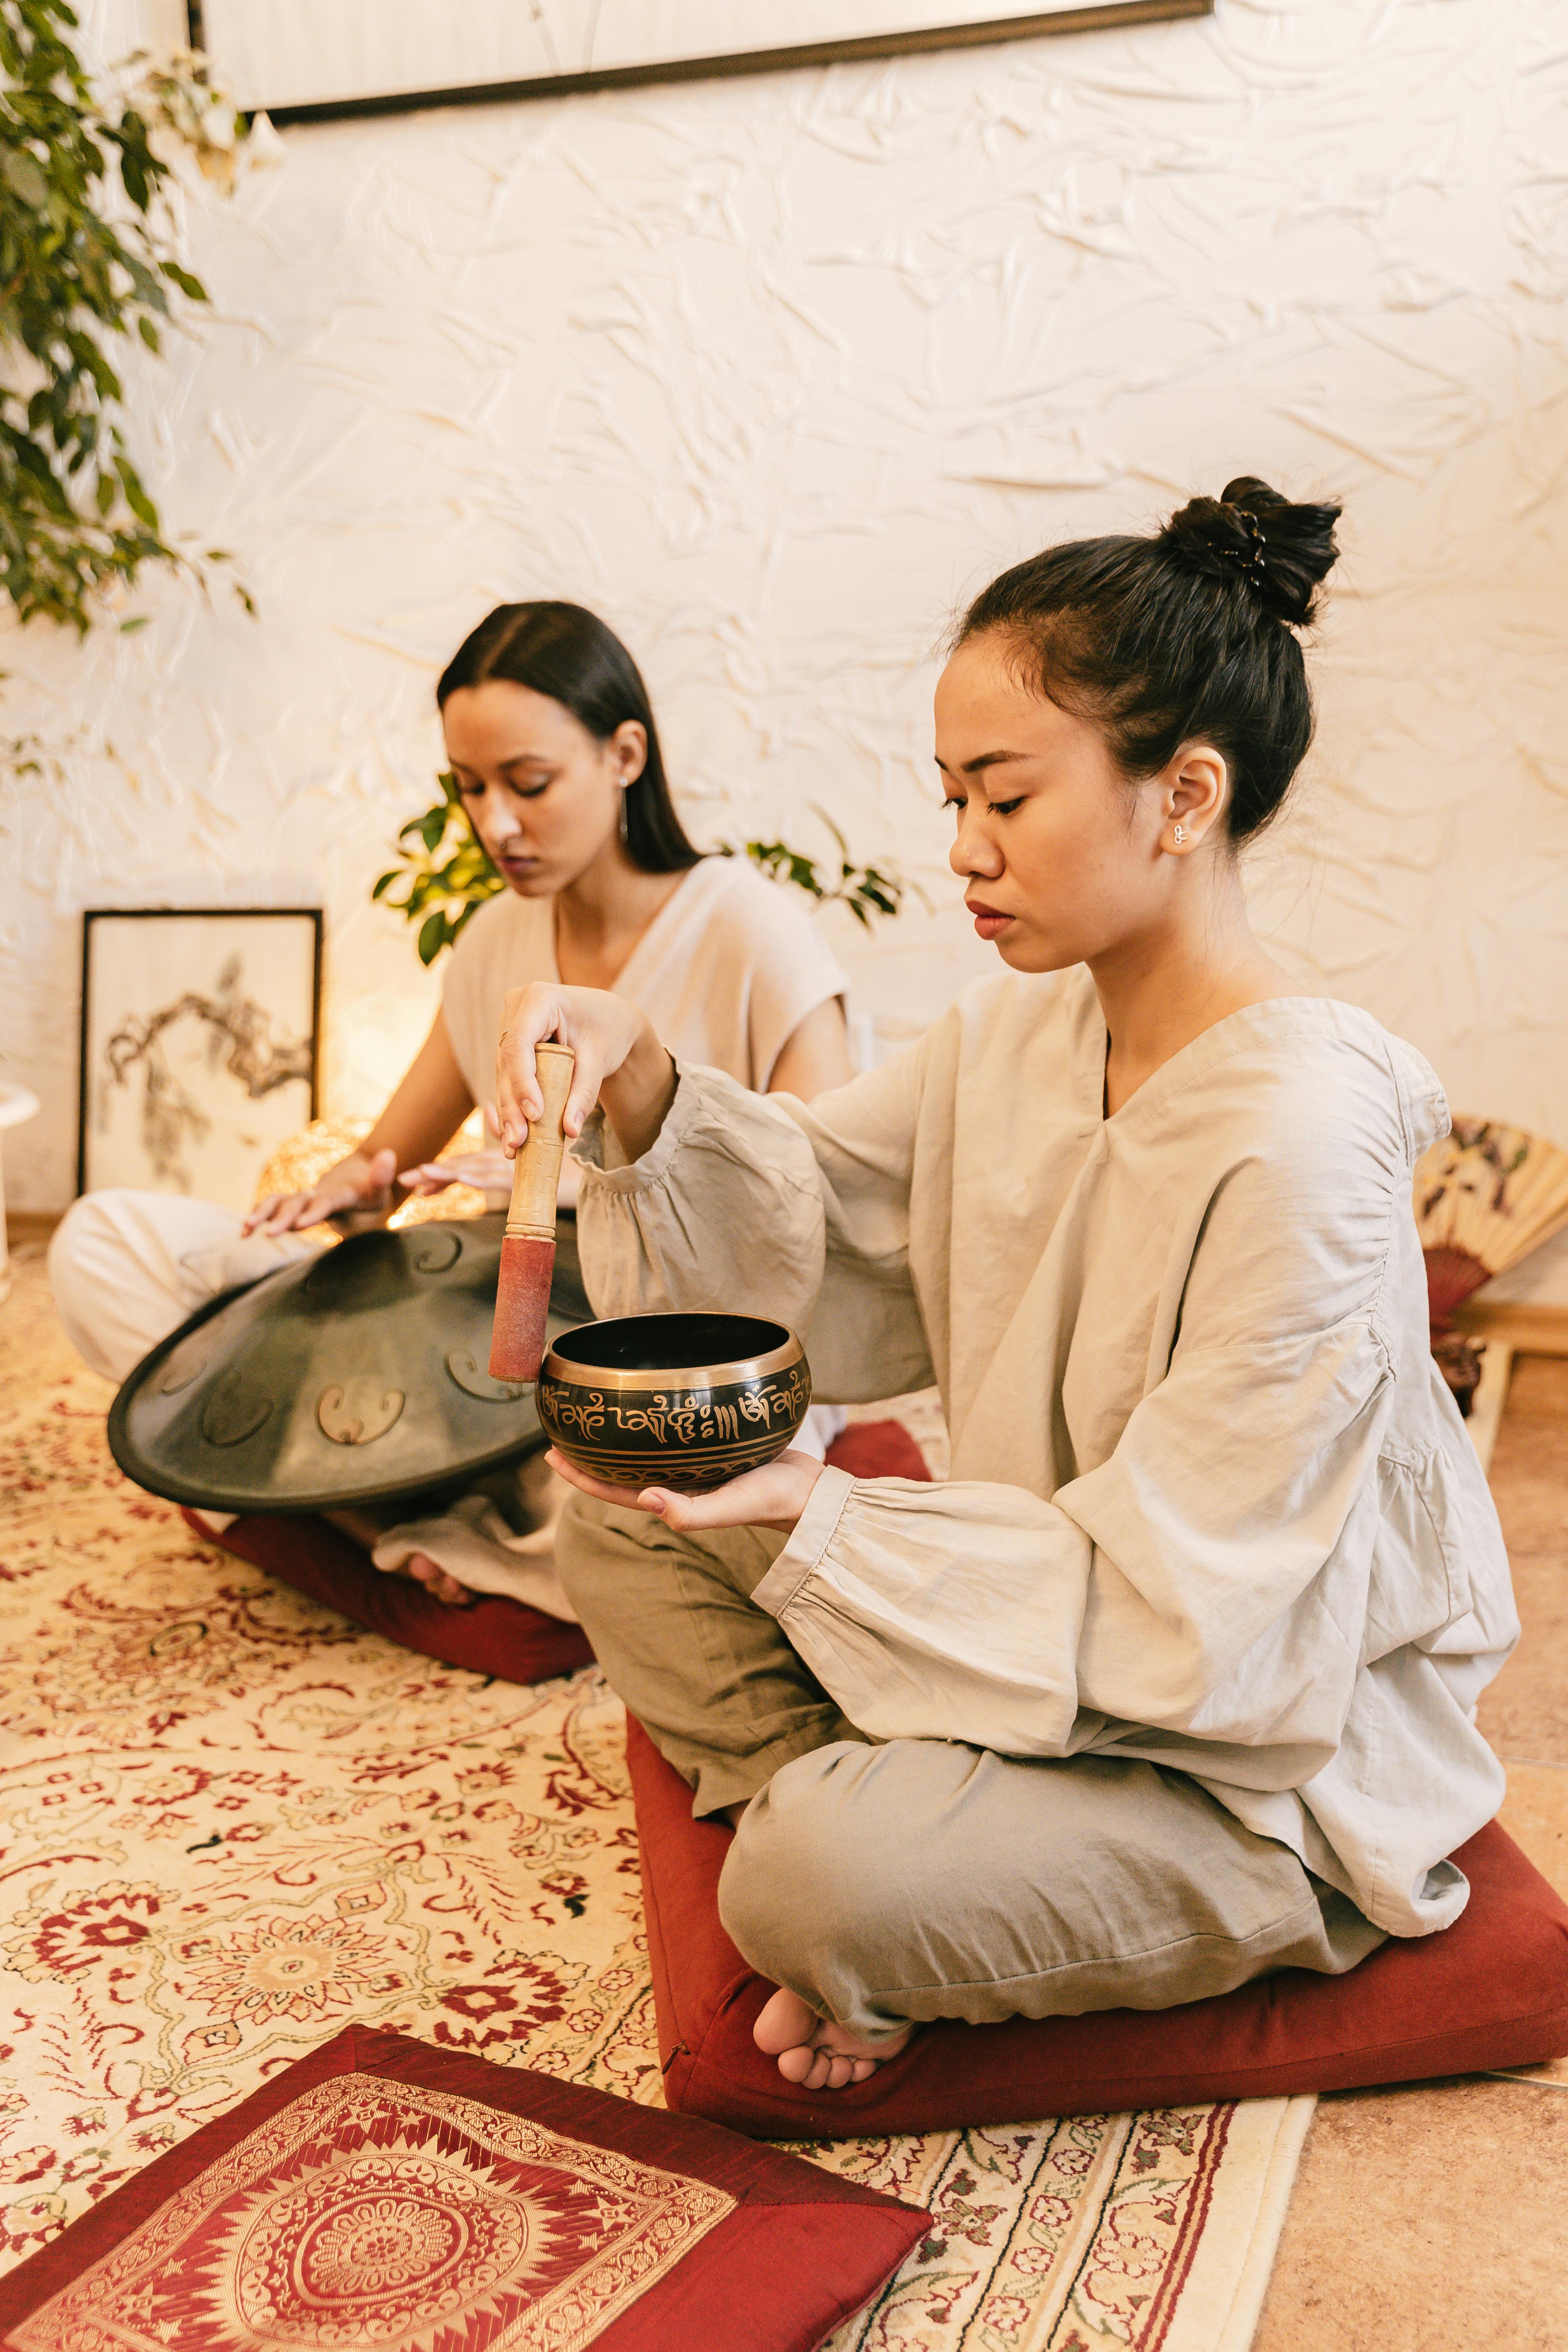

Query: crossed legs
555,1494,1385,2089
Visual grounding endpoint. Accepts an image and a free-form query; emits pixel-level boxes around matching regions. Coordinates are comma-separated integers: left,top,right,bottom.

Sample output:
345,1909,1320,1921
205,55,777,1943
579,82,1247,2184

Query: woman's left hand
546,1446,823,1536
398,1107,514,1200
398,1150,513,1198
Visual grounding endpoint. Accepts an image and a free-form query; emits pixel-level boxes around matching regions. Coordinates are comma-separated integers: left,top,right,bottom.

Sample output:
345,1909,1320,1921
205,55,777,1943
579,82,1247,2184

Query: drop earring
618,788,630,845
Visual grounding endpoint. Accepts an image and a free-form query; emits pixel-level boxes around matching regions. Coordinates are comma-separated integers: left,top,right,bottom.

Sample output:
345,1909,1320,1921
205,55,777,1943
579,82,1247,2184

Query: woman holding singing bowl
49,601,852,1606
495,480,1516,2095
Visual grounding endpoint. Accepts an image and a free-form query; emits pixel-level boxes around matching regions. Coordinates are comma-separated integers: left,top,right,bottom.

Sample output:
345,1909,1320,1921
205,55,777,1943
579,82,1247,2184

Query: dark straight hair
437,601,702,873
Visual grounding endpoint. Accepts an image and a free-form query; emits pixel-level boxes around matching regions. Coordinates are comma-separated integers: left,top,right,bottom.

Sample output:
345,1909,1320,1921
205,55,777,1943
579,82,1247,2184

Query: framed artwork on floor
77,909,322,1209
188,1,1211,123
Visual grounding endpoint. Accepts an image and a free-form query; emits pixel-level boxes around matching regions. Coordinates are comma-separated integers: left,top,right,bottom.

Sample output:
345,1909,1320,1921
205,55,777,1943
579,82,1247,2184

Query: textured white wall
4,1,1567,1296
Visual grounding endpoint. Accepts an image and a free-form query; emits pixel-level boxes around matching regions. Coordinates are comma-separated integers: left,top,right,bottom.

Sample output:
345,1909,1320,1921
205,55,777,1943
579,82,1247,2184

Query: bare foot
402,1551,477,1608
753,1987,915,2091
323,1512,477,1608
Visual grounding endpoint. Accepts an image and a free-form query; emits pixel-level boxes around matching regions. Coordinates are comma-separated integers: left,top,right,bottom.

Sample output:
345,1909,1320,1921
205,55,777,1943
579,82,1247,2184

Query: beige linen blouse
575,966,1518,1940
441,855,848,1104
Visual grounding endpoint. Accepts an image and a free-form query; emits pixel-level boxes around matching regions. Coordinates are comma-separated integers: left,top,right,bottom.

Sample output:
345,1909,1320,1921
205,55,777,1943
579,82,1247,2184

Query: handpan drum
108,1213,591,1515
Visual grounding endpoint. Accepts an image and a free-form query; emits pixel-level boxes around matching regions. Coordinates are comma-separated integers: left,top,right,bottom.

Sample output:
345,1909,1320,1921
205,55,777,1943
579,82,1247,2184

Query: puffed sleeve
750,1097,1412,1778
573,1044,936,1401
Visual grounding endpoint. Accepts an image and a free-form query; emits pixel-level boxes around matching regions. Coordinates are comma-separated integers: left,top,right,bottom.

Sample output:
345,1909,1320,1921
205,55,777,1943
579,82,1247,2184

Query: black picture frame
77,907,324,1203
187,2,1211,128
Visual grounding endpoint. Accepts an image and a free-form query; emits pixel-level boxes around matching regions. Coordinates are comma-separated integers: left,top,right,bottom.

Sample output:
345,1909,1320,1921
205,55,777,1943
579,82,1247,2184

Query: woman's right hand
495,984,677,1164
242,1146,399,1239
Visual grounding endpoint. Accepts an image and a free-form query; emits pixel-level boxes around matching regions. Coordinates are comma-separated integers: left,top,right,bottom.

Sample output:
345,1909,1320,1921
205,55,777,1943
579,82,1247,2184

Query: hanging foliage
0,1,250,631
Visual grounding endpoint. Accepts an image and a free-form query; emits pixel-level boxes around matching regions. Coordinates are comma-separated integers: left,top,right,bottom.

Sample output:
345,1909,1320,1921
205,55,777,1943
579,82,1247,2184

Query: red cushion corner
625,1716,1568,2138
182,1507,596,1685
824,1419,931,1482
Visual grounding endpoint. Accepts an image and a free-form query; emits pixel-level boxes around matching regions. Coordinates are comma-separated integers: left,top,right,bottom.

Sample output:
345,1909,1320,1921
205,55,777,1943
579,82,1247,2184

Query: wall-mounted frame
188,2,1212,127
78,908,323,1209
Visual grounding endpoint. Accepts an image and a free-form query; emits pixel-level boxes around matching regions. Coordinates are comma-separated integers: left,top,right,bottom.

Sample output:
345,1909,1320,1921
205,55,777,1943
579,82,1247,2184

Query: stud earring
1173,824,1186,845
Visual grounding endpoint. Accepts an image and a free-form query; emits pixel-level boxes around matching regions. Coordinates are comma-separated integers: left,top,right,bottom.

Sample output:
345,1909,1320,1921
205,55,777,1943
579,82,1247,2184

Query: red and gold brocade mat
0,2025,927,2350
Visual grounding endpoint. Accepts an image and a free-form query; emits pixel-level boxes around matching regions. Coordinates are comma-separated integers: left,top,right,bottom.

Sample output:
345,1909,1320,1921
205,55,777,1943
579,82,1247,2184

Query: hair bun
1157,476,1341,627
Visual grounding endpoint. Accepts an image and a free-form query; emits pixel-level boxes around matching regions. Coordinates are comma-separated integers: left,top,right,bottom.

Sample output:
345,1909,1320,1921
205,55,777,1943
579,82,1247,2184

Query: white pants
48,1189,843,1611
48,1189,320,1385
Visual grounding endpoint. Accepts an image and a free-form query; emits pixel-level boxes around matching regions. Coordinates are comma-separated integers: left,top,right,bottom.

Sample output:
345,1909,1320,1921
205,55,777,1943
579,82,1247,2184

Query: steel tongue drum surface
108,1214,591,1514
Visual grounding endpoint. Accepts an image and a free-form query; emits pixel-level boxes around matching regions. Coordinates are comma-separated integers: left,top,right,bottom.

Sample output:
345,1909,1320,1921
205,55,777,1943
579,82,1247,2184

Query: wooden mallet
489,1040,576,1383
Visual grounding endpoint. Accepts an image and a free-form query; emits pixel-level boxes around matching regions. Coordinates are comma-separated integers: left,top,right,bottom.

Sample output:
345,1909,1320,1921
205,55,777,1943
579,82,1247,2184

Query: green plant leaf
114,456,156,527
373,774,503,958
2,146,46,207
119,143,148,212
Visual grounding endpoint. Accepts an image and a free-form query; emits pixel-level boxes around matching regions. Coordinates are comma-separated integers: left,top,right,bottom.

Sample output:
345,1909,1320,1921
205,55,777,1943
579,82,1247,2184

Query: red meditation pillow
627,1716,1568,2138
181,1508,598,1685
181,1418,930,1687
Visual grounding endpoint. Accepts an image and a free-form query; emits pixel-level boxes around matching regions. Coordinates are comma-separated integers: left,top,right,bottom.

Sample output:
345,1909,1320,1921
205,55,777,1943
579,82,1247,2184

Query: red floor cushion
180,1419,927,1688
628,1717,1568,2138
182,1508,598,1685
821,1418,930,1483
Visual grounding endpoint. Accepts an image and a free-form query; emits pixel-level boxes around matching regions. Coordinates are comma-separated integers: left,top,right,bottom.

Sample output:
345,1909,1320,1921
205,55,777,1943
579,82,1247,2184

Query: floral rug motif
0,1250,1307,2350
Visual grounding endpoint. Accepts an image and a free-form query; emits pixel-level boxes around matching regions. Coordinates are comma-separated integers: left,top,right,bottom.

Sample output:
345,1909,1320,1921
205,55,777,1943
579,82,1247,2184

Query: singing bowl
107,1213,592,1515
537,1313,811,1494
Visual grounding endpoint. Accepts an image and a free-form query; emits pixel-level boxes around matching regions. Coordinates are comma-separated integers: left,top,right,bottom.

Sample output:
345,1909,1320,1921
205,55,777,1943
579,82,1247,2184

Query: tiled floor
1254,1353,1568,2351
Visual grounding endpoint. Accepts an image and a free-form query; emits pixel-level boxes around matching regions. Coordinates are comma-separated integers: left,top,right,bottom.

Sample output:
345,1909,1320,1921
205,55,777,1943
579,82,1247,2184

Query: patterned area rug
0,1248,1309,2351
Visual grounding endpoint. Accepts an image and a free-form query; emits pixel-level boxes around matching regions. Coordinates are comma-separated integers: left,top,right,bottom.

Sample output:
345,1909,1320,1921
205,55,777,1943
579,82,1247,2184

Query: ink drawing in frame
77,908,322,1210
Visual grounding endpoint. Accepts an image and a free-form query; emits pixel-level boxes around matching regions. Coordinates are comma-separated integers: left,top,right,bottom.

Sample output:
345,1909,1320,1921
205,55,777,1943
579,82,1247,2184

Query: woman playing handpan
492,482,1516,2090
50,603,851,1600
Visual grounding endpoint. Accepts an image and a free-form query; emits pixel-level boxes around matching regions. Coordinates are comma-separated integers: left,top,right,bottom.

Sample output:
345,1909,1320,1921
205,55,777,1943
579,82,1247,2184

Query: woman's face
442,680,646,898
935,631,1188,974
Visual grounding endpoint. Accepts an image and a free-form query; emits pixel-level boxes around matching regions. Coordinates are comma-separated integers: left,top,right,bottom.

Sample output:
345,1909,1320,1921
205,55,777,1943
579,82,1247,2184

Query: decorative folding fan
1415,1117,1568,1329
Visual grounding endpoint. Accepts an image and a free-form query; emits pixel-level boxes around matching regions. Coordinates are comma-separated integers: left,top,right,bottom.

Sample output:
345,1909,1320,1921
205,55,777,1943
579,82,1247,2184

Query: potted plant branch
0,3,260,631
374,772,914,964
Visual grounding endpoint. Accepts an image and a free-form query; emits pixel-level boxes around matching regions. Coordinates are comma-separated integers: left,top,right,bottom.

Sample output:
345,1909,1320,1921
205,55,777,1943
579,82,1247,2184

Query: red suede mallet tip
489,1234,556,1383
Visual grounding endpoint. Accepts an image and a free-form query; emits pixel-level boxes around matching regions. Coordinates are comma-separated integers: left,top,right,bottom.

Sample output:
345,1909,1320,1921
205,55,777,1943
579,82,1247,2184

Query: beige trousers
556,1495,1387,2042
